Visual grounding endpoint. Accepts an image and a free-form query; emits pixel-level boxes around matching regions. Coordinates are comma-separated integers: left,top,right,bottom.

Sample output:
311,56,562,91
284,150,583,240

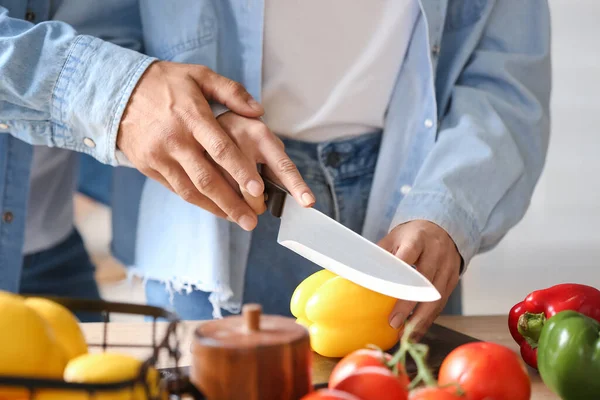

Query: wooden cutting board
311,323,480,384
159,322,480,394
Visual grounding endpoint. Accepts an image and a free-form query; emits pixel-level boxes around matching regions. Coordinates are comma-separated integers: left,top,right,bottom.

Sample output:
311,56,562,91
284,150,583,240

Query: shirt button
83,138,96,148
400,185,412,195
0,123,8,130
25,11,36,22
2,212,14,224
432,45,441,56
424,119,434,128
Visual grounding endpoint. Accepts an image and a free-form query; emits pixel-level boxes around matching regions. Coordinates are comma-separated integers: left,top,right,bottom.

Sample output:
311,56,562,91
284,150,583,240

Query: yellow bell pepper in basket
290,269,401,358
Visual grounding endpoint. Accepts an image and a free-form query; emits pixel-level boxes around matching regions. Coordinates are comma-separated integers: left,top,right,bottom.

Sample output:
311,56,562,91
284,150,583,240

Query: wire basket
0,295,204,400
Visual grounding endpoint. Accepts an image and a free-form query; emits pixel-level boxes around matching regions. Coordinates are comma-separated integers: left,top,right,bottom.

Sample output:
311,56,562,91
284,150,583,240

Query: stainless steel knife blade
262,175,441,302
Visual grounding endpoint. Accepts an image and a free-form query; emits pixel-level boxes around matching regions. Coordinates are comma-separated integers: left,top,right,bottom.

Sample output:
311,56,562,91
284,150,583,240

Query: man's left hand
378,220,462,340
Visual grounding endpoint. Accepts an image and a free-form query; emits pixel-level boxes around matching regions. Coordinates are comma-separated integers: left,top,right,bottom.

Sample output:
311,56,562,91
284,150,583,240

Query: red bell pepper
508,283,600,369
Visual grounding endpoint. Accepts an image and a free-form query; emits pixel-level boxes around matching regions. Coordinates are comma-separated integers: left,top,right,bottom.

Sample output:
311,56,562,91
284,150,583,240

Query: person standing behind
132,0,552,340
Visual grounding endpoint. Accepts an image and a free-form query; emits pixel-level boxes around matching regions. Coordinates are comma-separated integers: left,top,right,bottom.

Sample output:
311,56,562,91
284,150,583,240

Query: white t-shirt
262,0,420,142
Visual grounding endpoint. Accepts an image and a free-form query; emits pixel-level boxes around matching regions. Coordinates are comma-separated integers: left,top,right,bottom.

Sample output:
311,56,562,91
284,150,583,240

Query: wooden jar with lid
190,303,313,400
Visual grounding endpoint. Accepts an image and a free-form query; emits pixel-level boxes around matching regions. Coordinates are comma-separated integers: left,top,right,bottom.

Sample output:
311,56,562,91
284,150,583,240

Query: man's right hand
116,61,314,231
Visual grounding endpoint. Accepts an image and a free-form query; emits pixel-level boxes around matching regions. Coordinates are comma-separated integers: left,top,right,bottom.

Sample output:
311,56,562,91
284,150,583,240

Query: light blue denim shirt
127,0,552,315
0,1,551,307
0,0,155,290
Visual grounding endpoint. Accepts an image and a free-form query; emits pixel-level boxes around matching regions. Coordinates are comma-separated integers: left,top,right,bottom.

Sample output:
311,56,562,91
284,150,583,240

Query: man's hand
378,220,462,340
117,61,314,231
216,111,315,215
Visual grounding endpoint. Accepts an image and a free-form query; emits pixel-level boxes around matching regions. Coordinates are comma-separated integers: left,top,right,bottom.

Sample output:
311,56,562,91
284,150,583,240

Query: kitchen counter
80,315,558,399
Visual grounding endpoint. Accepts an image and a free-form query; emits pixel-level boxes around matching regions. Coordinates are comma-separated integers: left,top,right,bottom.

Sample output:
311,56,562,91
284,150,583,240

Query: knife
261,172,441,302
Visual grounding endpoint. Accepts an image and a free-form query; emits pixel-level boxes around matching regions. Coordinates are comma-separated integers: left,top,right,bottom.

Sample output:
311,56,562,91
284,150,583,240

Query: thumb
192,67,264,117
389,299,417,330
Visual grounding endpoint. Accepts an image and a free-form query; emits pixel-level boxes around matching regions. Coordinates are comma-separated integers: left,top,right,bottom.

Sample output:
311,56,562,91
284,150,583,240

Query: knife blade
262,174,441,302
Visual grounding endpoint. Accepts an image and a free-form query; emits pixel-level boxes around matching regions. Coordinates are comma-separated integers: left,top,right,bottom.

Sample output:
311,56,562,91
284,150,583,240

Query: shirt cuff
390,190,480,275
50,34,157,166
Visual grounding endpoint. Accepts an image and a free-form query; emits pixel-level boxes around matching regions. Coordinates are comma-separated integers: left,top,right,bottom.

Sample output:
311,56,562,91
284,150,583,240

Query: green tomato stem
385,322,437,388
387,323,419,369
384,322,465,394
407,343,438,389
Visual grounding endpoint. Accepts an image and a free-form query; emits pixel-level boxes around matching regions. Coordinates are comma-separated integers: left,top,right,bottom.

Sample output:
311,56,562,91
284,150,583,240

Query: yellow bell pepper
290,269,401,358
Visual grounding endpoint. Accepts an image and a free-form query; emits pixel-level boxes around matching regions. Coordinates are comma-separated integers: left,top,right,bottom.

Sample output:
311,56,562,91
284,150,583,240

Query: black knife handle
259,166,289,218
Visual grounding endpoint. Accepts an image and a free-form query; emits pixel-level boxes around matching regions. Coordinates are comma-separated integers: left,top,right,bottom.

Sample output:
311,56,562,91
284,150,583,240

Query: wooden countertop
80,315,559,399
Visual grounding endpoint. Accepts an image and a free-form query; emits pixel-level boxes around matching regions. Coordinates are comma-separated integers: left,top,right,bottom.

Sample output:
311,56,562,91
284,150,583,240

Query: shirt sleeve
390,0,552,270
0,6,156,166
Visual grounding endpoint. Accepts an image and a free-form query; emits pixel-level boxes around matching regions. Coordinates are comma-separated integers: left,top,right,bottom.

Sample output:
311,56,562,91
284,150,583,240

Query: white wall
461,0,600,315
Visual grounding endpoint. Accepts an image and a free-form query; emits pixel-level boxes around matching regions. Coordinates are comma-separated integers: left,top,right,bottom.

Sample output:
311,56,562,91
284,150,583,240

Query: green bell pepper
537,310,600,400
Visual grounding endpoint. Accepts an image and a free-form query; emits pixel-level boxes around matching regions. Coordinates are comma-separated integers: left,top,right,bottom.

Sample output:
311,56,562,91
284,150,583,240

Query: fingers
117,60,267,225
212,111,311,208
377,228,423,266
379,224,432,331
241,187,267,215
257,129,316,207
389,299,418,331
387,247,441,331
147,164,227,219
405,268,458,341
145,169,176,193
187,97,266,198
403,248,461,341
379,233,424,330
387,241,450,333
191,66,264,118
217,163,266,216
394,238,424,266
413,240,441,283
174,146,259,231
386,248,425,330
403,299,441,342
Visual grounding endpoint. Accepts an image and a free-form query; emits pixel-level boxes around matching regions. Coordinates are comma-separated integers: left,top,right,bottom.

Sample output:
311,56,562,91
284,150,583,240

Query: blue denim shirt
0,1,551,299
0,0,155,290
128,0,551,315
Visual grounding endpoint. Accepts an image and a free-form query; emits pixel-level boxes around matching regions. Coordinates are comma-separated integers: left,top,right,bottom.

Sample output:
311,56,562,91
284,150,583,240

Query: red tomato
331,366,408,400
409,387,464,400
301,389,362,400
438,342,531,400
329,349,410,389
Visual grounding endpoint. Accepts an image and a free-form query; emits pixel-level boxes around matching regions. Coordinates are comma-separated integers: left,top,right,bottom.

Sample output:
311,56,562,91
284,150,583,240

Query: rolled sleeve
51,35,156,166
389,0,551,274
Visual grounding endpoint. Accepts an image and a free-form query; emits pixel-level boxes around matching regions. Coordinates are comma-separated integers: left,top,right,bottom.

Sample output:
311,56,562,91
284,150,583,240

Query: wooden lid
194,303,309,349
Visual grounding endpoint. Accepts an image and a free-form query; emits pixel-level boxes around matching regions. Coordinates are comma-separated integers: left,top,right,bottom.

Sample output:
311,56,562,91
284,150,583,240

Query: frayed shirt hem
126,267,242,319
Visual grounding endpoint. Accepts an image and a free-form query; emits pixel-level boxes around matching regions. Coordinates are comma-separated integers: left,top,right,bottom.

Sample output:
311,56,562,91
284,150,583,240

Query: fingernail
239,215,256,231
247,98,263,112
389,313,405,329
301,192,315,206
246,180,264,197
